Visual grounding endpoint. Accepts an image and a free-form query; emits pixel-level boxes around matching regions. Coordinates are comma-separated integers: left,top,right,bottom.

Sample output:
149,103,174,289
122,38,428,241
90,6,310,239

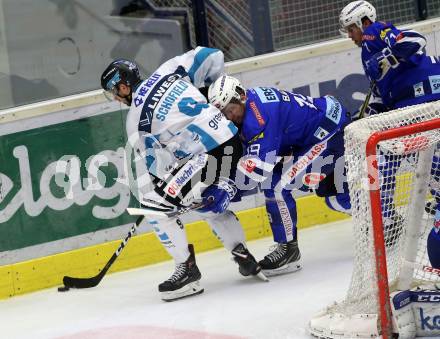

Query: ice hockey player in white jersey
100,47,265,301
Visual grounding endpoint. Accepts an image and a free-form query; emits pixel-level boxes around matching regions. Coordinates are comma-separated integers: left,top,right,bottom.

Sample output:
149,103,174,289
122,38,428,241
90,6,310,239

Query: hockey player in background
208,75,352,276
100,47,265,301
339,0,440,266
339,0,440,112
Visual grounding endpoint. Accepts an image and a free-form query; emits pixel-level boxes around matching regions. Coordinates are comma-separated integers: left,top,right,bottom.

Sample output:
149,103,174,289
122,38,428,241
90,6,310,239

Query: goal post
309,101,440,338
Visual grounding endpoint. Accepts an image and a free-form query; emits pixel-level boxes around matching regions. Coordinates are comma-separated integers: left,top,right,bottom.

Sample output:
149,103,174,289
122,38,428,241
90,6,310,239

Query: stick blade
126,207,169,218
63,274,101,289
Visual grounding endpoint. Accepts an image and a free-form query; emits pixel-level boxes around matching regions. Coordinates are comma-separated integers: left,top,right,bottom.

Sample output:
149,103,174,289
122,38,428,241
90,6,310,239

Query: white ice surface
0,219,354,339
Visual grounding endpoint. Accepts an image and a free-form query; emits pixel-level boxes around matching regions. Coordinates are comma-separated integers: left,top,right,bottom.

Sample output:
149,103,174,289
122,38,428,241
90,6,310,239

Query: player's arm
237,135,282,184
382,28,426,62
365,27,426,81
174,46,225,88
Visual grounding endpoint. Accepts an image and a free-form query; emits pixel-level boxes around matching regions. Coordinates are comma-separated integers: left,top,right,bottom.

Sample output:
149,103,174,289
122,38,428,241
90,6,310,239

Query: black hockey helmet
100,59,142,100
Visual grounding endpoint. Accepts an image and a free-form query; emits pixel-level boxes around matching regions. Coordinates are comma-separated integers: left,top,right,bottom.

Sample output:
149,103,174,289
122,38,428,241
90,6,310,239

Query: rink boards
0,17,439,298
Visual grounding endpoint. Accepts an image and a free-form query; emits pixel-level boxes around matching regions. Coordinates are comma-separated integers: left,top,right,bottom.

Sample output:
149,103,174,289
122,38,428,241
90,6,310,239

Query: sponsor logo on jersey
362,34,376,41
414,82,425,97
255,87,279,103
286,142,327,179
429,75,440,94
314,126,329,140
208,111,224,130
249,101,265,126
165,154,207,197
302,172,326,187
138,66,188,132
325,98,342,124
240,158,257,173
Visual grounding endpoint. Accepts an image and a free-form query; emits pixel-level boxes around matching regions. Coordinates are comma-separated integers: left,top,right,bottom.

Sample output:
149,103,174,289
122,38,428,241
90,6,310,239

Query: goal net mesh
328,101,440,326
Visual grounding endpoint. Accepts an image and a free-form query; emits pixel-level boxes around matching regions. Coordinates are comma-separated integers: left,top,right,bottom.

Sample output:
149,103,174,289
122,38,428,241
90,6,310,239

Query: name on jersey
286,142,327,179
255,87,279,103
165,154,207,197
208,111,224,130
249,101,265,126
155,80,189,121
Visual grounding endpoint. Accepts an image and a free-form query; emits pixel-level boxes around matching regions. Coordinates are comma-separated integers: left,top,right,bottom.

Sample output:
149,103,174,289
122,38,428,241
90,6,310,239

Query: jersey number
178,97,209,117
292,94,317,110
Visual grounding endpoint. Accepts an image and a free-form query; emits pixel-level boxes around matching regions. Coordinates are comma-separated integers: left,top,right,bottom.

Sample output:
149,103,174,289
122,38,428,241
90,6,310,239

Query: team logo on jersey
429,75,440,94
414,82,425,97
255,87,279,103
314,127,329,140
240,158,257,173
380,28,391,40
302,173,326,188
249,102,265,126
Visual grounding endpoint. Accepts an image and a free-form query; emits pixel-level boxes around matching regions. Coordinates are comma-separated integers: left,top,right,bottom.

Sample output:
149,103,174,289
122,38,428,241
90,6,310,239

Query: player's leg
259,187,302,276
200,210,263,278
148,217,203,301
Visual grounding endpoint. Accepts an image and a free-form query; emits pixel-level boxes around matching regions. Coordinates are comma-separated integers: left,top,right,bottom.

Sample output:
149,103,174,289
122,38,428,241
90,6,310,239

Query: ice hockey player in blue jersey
339,0,440,112
340,0,440,252
208,75,352,276
101,47,265,301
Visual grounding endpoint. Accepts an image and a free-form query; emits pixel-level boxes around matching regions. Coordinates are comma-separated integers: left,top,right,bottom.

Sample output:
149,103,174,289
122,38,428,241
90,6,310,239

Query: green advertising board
0,108,139,252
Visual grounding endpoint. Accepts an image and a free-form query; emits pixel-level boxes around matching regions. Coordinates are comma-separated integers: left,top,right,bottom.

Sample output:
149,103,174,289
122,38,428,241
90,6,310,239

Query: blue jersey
238,87,348,185
362,21,440,109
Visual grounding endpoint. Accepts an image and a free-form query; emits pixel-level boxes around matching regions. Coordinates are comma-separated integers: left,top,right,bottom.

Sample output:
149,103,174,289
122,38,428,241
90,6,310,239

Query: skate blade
262,261,302,277
161,281,204,302
256,271,269,282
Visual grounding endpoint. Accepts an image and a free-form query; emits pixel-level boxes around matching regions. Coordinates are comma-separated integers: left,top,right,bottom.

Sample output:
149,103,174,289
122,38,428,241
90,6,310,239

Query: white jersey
127,47,238,179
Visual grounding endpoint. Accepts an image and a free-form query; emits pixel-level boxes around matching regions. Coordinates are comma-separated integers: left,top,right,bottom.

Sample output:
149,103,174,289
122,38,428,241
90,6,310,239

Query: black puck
58,286,70,292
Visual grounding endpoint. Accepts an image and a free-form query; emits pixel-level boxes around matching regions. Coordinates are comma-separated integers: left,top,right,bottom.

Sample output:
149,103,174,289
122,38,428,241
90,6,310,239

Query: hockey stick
358,81,375,119
127,201,205,218
59,215,144,290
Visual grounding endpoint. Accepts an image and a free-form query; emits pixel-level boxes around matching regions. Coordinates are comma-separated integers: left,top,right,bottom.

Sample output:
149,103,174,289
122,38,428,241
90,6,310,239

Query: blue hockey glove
366,48,399,81
198,178,237,214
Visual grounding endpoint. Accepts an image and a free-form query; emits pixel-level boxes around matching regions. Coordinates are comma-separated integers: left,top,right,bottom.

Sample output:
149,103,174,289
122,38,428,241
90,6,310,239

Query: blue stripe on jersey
187,48,219,83
227,121,238,135
187,124,219,151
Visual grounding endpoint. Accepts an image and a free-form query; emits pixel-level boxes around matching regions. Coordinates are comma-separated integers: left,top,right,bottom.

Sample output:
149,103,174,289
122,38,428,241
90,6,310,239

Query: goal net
309,101,440,338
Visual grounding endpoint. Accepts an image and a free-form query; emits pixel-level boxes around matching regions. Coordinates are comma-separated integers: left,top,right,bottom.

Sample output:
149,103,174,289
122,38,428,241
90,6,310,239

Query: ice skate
259,240,302,277
231,243,268,282
159,244,204,301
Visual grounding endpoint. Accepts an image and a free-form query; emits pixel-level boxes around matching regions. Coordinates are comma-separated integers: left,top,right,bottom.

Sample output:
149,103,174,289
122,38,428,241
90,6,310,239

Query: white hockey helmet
339,1,376,34
208,75,246,111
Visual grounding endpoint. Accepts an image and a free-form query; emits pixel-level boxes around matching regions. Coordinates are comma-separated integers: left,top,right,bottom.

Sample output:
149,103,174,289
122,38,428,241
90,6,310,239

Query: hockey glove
365,48,399,81
198,178,237,214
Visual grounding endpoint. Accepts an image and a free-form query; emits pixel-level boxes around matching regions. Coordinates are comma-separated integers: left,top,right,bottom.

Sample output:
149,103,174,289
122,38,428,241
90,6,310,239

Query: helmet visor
103,85,119,101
